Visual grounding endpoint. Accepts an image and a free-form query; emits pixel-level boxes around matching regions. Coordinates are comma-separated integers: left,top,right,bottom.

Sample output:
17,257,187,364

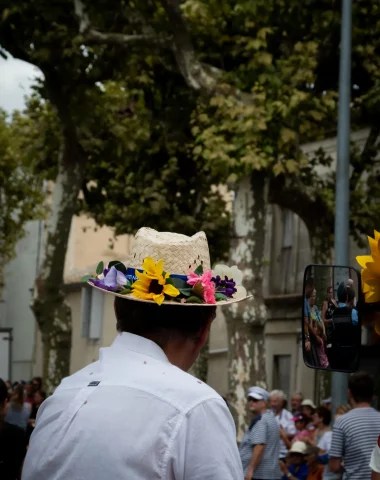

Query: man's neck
353,402,371,409
275,408,283,416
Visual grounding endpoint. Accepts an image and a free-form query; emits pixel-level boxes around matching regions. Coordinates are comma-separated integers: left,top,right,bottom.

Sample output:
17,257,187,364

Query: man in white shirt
22,228,246,480
269,390,296,461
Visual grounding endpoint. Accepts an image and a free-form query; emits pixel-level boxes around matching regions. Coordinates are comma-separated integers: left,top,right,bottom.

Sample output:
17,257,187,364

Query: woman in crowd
321,286,337,350
4,384,31,431
307,290,329,368
26,390,47,443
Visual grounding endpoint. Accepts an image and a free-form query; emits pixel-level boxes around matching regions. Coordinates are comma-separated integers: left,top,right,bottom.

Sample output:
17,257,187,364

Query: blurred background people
280,441,309,480
270,390,296,462
5,384,31,431
0,378,27,480
26,390,47,443
291,393,304,416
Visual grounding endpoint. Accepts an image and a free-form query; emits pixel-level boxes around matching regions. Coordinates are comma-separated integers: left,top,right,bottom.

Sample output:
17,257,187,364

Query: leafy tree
0,109,44,304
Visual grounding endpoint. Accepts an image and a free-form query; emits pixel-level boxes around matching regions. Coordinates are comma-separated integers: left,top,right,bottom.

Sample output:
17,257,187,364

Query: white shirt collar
101,332,170,364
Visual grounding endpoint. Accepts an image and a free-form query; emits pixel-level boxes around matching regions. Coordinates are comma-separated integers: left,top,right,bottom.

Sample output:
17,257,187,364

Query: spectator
240,386,281,480
301,400,316,431
24,383,34,406
305,446,324,480
26,390,47,443
321,397,332,412
292,393,304,416
31,378,42,393
329,371,380,479
5,384,31,431
292,414,312,443
0,378,27,480
280,441,309,480
270,390,296,461
370,435,380,480
334,404,351,422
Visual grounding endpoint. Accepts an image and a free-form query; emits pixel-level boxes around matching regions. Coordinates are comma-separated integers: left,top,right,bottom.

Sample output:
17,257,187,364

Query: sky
0,56,42,114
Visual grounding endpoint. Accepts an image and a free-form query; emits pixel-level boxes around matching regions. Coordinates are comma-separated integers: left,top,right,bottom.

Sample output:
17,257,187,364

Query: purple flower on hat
212,275,237,298
104,266,127,289
89,278,116,292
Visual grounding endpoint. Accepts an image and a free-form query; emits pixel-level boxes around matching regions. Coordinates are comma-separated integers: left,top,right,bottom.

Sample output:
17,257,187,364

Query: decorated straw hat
83,227,250,306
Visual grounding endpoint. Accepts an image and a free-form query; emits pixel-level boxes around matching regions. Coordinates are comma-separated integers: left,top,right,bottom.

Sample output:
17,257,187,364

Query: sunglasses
247,397,260,402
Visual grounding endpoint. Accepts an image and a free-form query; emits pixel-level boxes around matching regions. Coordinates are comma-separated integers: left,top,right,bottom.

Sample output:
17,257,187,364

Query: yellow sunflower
131,257,180,306
356,230,380,303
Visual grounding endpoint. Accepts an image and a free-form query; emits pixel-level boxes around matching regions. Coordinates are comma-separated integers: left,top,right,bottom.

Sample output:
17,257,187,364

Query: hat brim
89,282,252,306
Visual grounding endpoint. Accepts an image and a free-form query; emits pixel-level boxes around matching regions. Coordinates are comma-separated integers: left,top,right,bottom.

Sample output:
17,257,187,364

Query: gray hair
270,389,286,401
292,391,304,400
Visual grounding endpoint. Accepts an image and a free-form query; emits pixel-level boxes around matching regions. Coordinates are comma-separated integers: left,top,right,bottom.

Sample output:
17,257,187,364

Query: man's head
305,446,319,466
291,392,304,412
247,386,269,414
337,282,348,303
114,297,216,371
346,286,355,307
0,378,8,416
348,371,374,406
270,389,285,413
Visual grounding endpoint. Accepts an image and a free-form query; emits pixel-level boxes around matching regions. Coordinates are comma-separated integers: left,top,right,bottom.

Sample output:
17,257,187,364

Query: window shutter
89,289,104,340
80,287,91,338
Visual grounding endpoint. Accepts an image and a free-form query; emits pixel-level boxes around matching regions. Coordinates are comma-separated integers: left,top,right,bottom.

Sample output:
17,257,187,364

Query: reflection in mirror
303,265,361,373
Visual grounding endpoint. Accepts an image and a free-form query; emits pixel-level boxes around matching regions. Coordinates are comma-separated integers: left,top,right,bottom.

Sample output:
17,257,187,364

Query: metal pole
332,0,352,417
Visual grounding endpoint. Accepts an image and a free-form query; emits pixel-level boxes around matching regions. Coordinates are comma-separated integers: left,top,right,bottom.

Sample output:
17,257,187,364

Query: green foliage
0,109,44,265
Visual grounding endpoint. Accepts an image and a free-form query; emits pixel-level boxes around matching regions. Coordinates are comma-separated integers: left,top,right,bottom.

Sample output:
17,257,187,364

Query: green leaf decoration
96,261,104,275
179,287,193,297
186,296,204,304
108,261,127,274
171,277,188,289
194,265,203,276
80,274,93,282
165,277,174,286
215,293,228,301
119,288,132,295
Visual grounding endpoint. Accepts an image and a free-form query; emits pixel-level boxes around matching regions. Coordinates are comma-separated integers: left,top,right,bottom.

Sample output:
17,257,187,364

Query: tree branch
74,0,170,49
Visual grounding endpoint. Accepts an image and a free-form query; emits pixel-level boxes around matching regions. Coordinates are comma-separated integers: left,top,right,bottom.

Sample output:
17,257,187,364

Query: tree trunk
224,172,268,441
31,76,86,393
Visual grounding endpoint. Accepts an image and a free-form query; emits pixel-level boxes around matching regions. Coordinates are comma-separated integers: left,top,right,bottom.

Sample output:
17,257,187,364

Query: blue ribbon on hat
126,267,188,282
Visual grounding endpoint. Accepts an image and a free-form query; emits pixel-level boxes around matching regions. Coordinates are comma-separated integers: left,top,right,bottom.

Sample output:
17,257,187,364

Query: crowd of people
304,279,359,371
0,377,46,479
240,372,380,480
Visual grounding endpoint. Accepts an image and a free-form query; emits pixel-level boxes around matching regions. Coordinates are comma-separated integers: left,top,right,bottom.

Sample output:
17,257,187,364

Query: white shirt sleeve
167,398,244,480
318,431,332,453
370,444,380,473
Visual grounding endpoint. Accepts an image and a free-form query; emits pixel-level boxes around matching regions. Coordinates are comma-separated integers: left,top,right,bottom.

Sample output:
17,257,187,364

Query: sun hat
301,399,316,409
289,441,307,455
247,386,270,401
83,227,250,306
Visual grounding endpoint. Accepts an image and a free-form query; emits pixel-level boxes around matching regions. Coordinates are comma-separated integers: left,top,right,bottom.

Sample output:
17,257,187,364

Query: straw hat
289,441,307,455
86,227,250,307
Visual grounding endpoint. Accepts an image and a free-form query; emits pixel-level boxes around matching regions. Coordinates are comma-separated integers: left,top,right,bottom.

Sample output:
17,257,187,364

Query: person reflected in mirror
322,287,337,354
346,286,358,325
346,278,357,307
305,289,322,368
308,290,329,368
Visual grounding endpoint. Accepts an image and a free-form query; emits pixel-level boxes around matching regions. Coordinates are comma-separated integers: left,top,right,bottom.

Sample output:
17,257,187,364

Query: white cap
289,441,307,455
322,397,332,404
301,399,316,409
247,386,270,401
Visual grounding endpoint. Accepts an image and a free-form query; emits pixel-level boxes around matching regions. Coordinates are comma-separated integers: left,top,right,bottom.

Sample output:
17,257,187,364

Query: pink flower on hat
187,269,216,304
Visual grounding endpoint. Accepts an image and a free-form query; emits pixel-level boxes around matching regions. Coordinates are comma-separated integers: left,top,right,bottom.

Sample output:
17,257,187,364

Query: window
273,355,291,400
281,210,293,293
81,287,104,340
